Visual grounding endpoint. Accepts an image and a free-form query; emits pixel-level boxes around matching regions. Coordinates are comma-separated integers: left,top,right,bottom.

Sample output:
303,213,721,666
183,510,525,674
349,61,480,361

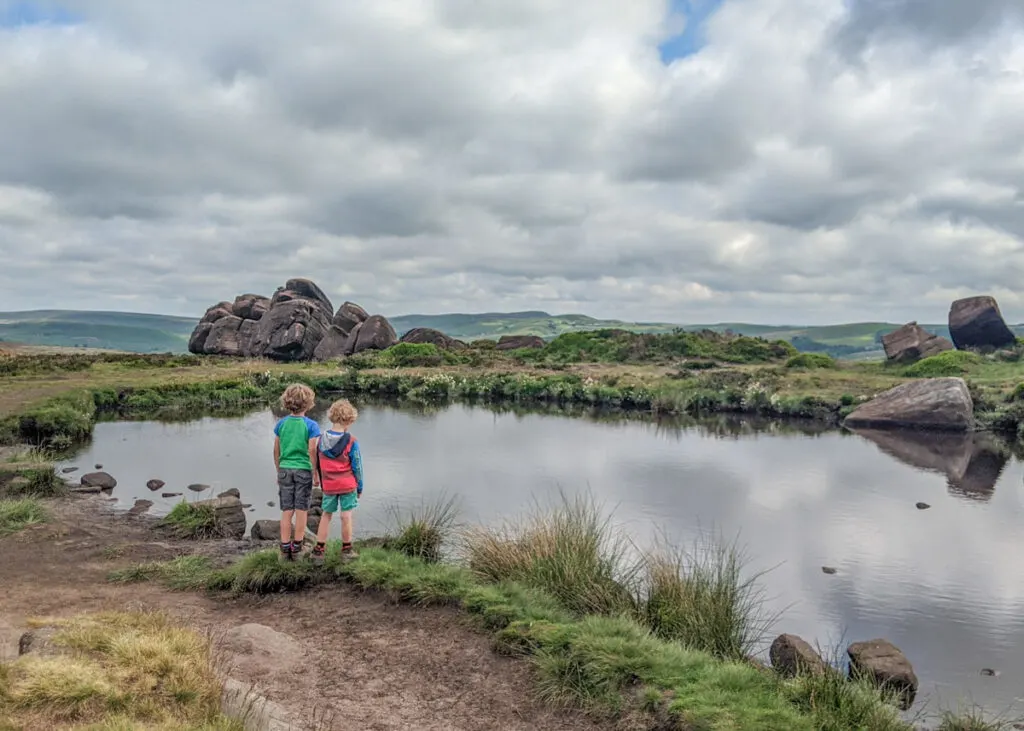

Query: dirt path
0,497,614,731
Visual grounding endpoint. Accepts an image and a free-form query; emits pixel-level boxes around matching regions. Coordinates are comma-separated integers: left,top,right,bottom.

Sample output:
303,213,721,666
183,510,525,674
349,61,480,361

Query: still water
64,401,1024,717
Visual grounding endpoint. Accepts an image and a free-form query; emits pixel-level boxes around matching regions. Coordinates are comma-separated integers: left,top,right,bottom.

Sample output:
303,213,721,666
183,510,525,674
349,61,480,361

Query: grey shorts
277,468,313,512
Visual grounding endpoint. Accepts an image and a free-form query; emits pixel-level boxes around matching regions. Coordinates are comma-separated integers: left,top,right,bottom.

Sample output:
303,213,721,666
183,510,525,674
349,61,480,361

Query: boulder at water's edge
769,634,827,678
847,639,918,709
948,296,1016,350
842,377,973,431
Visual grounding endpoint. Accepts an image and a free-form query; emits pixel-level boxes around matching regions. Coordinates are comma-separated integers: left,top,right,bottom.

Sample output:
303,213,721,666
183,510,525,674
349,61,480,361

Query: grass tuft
160,501,219,539
464,492,640,617
0,497,48,536
382,494,460,562
108,555,215,591
937,704,1023,730
639,532,778,661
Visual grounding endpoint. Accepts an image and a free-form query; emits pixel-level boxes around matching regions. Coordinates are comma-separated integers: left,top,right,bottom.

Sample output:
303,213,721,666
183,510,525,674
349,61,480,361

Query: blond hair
280,383,315,414
328,399,358,427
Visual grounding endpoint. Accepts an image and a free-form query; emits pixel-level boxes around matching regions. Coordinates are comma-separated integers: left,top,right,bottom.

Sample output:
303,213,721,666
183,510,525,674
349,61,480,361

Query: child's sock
342,542,353,551
315,542,325,550
280,542,290,552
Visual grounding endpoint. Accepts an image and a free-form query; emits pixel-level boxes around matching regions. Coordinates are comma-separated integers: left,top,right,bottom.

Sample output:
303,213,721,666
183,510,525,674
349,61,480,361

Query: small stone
61,467,78,474
95,464,103,469
822,566,838,575
981,668,999,677
147,479,166,491
242,503,252,508
218,488,241,499
162,492,182,498
128,499,153,515
188,484,211,493
267,501,275,507
915,502,931,510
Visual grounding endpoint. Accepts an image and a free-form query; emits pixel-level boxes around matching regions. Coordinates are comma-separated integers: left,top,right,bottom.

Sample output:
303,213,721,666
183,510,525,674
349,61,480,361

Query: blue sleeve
273,418,282,436
350,441,363,493
305,417,321,440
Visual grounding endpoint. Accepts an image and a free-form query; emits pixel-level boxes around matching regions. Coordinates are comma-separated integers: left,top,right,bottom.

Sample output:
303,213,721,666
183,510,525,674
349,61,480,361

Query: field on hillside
0,310,194,353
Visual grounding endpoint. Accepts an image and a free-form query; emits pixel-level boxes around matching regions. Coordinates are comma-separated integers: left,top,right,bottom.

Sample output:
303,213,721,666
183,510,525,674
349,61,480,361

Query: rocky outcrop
496,335,546,350
312,326,351,361
842,378,973,431
202,315,250,357
250,298,331,362
881,322,953,363
400,327,467,351
350,315,398,354
188,323,213,353
193,496,246,539
334,301,369,335
949,296,1016,350
847,639,918,709
769,634,826,677
271,278,334,321
231,294,270,321
200,301,233,324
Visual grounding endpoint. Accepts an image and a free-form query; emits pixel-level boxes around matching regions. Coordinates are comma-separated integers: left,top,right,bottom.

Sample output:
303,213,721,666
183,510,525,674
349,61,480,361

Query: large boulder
769,634,826,678
351,315,398,354
202,315,255,357
400,327,467,351
231,294,271,321
949,296,1016,350
881,322,953,363
81,472,117,490
271,278,334,321
193,496,247,539
333,301,369,335
250,519,281,541
496,335,545,350
312,326,350,361
847,639,918,709
842,378,973,431
188,322,213,354
250,298,331,362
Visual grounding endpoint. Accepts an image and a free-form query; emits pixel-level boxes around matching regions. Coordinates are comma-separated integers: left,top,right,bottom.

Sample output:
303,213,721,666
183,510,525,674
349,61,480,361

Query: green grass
0,498,47,536
785,353,837,370
935,706,1022,730
0,611,242,730
382,494,460,562
160,502,219,539
902,351,983,378
782,658,910,731
108,555,215,591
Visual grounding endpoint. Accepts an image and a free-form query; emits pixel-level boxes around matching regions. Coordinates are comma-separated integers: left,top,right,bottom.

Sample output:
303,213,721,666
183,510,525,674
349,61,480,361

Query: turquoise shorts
322,492,358,513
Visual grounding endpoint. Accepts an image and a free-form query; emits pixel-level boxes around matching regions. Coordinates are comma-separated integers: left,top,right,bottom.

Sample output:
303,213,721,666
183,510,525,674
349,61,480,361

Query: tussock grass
937,704,1023,730
382,493,460,562
160,501,218,539
783,657,909,731
0,497,47,536
108,555,214,591
464,492,640,617
0,611,241,730
640,532,778,661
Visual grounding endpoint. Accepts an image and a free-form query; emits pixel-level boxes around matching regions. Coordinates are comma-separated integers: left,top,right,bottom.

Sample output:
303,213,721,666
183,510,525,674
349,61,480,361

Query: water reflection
849,428,1010,502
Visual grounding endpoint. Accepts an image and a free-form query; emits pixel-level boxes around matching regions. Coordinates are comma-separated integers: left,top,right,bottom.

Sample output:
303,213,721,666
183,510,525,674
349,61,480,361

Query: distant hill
0,310,194,353
2,308,1020,359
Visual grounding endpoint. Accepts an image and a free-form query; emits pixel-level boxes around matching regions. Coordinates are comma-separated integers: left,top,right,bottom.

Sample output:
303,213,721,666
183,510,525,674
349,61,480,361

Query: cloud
0,0,1022,323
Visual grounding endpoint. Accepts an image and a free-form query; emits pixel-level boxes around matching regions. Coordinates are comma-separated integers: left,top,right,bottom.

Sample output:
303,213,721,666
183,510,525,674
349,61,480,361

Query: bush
902,350,981,378
785,353,837,369
640,533,776,661
464,492,639,617
383,494,460,562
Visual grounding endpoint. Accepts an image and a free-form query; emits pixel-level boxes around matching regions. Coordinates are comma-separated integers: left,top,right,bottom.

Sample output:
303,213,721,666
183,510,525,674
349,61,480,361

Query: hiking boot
310,544,326,566
279,543,293,563
340,546,359,561
290,541,304,560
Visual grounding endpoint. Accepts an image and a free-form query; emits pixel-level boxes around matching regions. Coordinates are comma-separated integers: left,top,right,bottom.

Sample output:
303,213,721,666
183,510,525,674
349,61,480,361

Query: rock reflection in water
848,428,1010,501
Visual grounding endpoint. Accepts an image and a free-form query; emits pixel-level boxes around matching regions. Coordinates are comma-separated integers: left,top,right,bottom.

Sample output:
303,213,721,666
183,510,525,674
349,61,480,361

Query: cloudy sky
0,0,1022,324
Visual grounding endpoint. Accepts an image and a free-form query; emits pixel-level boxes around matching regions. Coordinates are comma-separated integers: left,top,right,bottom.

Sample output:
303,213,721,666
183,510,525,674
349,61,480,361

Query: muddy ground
0,496,614,731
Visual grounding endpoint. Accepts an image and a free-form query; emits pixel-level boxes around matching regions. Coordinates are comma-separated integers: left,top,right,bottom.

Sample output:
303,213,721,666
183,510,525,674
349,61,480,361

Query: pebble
981,668,999,677
822,566,838,575
95,464,103,469
187,483,211,493
915,502,931,510
162,492,182,498
267,501,275,507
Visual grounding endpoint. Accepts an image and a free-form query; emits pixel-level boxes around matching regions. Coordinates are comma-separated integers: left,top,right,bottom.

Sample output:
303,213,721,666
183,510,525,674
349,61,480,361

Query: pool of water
62,401,1024,718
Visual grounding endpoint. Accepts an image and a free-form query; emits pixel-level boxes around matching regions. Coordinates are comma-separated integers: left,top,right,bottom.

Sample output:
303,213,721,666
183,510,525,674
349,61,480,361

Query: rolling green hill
0,310,194,353
2,308,1020,359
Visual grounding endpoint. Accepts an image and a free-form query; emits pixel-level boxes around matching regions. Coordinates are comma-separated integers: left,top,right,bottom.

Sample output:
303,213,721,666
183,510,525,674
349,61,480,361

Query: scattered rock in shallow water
981,668,999,677
95,464,103,469
128,499,153,515
218,488,241,499
187,484,211,493
822,566,838,575
162,492,182,498
81,472,117,490
916,502,931,510
848,639,918,709
61,467,78,474
146,479,165,491
267,501,275,507
842,377,974,431
770,634,827,678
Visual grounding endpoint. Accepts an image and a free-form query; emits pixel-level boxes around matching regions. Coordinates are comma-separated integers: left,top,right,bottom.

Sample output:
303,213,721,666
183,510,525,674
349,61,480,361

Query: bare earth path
0,497,613,731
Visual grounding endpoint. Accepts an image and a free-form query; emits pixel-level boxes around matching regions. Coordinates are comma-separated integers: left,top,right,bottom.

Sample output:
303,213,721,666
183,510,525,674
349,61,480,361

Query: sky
0,0,1023,324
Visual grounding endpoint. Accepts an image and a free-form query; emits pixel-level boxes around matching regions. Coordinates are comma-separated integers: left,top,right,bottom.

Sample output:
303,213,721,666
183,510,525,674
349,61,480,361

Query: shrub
378,343,445,368
464,492,639,617
640,533,776,661
383,494,460,562
902,350,981,378
785,353,837,369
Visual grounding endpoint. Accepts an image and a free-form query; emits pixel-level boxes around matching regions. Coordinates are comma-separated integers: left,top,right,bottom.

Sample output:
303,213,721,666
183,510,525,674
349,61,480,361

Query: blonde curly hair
280,383,315,414
328,399,358,426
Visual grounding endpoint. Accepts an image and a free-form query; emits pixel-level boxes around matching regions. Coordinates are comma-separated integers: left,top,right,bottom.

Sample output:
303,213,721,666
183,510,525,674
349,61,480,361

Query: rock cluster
188,278,400,361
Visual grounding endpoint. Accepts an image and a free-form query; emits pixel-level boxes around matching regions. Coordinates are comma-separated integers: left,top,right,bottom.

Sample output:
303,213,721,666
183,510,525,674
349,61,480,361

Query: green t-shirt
274,415,321,470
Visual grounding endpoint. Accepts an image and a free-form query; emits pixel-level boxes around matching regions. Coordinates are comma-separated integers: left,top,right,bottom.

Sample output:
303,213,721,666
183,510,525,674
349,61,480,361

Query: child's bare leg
294,510,309,542
340,510,354,545
279,510,294,544
316,512,333,545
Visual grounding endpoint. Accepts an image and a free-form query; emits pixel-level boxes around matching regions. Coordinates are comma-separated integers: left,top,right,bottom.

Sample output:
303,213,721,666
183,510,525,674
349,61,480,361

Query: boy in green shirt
273,383,321,561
